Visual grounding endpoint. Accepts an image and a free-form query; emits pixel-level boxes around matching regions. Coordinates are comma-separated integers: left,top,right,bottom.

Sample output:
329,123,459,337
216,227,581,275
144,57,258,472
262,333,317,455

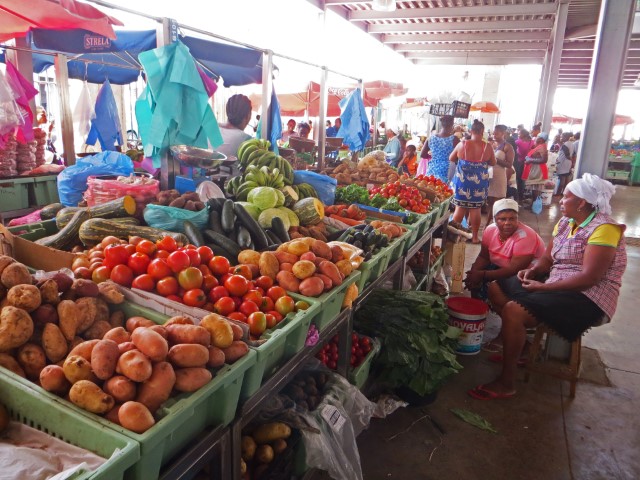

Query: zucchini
203,229,242,257
265,229,282,246
55,196,137,229
36,209,91,250
271,217,290,243
79,218,188,247
40,203,64,220
108,217,140,226
221,199,235,233
233,203,269,250
208,210,225,235
236,225,252,249
207,197,227,212
55,207,83,229
184,220,205,247
206,243,235,262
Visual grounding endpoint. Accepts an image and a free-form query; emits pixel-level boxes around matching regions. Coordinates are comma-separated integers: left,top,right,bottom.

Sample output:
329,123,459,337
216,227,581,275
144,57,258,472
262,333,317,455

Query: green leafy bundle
335,185,370,206
354,290,462,396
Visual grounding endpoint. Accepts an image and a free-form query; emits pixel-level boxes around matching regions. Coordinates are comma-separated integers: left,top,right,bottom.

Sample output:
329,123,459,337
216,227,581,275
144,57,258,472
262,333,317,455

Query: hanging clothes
73,81,96,139
4,60,37,143
86,79,123,151
256,87,282,156
136,41,223,167
336,88,370,152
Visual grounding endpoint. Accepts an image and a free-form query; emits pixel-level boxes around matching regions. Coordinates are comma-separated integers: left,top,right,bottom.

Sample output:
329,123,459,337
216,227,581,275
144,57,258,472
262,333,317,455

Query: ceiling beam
562,50,640,58
412,57,543,66
405,50,544,59
565,24,597,39
382,30,551,44
394,41,547,53
563,39,640,50
368,19,554,34
348,4,557,21
558,57,640,65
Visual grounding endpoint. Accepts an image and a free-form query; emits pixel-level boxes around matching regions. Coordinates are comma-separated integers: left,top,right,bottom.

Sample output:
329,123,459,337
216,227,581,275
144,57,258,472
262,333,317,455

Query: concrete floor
357,185,640,480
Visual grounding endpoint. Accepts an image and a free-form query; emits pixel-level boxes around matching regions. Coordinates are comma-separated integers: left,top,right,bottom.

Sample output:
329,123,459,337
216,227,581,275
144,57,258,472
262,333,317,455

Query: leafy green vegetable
335,185,370,205
450,409,497,434
354,290,462,396
369,193,387,208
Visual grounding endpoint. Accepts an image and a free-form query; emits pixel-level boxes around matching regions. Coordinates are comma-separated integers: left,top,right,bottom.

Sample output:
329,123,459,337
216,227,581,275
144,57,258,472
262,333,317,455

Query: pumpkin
292,198,324,226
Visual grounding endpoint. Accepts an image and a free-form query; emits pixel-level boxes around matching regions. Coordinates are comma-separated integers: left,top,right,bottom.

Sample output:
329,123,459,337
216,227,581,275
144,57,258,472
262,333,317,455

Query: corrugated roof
308,0,639,89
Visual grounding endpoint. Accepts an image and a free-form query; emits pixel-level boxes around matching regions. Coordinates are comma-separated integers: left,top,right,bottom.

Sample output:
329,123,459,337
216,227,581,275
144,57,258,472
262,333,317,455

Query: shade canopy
470,101,500,114
552,114,635,127
0,0,122,42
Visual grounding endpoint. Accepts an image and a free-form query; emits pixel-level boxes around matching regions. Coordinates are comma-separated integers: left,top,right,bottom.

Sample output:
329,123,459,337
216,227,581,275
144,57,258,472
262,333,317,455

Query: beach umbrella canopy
470,101,500,114
0,0,122,41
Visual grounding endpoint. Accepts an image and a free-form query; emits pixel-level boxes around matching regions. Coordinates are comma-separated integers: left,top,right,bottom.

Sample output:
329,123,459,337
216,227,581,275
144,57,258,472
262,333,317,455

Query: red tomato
243,289,263,306
202,274,218,292
196,246,214,264
208,256,230,276
155,249,170,260
224,275,249,297
239,300,260,316
103,244,129,268
219,273,232,286
91,265,111,283
231,296,243,310
156,236,178,252
184,249,201,267
156,276,179,296
110,264,134,287
100,236,121,249
127,252,151,276
73,267,92,280
198,264,212,277
136,239,157,256
167,250,190,273
255,275,273,290
247,312,267,336
227,312,247,322
232,264,253,281
265,313,277,329
214,297,236,316
132,274,155,291
166,294,183,304
261,297,275,312
267,310,284,323
128,236,144,246
124,244,136,256
183,288,207,307
209,286,230,303
177,266,204,290
147,258,172,280
267,286,286,301
275,296,296,316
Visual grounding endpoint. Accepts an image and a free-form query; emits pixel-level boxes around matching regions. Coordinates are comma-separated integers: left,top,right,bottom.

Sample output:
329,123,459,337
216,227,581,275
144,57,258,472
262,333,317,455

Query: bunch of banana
244,165,286,188
236,139,295,184
236,138,270,168
291,183,318,200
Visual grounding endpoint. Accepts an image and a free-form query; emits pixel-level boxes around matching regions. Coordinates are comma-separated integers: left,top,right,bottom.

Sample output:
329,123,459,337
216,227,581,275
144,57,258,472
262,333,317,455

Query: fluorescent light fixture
372,0,396,12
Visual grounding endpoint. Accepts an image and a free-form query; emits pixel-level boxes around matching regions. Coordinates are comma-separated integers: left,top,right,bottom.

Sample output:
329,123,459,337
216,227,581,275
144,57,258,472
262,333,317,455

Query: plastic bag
293,170,337,205
195,180,224,202
57,152,133,206
0,70,25,137
143,203,209,233
532,195,543,214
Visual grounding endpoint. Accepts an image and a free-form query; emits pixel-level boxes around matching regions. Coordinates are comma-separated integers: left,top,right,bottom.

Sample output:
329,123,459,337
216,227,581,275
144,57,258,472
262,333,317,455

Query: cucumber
207,197,226,212
270,217,290,243
327,229,347,242
203,229,242,257
221,199,235,233
183,220,205,247
265,229,282,246
233,203,269,250
206,243,235,262
208,210,224,235
236,225,252,249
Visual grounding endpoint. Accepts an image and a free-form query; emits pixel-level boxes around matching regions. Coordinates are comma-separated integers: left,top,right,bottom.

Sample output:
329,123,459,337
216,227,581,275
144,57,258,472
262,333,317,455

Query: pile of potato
241,421,293,478
322,160,399,186
154,189,206,211
0,255,249,433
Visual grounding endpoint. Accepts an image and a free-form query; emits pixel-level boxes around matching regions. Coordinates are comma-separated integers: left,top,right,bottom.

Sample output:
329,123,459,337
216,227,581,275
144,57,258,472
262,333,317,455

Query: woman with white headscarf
469,174,627,400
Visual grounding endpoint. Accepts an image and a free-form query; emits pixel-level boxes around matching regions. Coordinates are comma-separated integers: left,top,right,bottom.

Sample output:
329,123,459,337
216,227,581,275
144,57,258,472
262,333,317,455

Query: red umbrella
0,0,123,41
470,101,500,114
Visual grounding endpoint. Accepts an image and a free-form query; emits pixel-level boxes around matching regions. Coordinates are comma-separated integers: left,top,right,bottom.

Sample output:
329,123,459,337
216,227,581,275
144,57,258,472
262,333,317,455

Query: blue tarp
337,88,370,152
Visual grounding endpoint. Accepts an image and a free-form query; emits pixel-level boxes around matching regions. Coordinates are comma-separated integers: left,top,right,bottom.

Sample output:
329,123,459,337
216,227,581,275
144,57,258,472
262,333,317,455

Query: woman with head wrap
469,174,627,400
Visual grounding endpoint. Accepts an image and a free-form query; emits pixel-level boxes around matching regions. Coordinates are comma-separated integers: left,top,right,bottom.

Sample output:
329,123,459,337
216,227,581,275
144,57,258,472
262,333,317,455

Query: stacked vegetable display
241,422,294,478
316,333,373,370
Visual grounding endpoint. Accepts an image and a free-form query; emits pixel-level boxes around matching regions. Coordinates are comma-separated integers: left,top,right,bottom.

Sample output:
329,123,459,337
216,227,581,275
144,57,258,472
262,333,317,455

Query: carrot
329,214,364,226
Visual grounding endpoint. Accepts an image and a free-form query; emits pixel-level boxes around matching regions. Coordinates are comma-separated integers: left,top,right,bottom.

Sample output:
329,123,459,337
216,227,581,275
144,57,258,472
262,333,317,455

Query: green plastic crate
412,210,435,236
355,247,391,291
0,369,139,480
386,234,407,263
32,174,60,206
0,176,32,212
401,222,419,254
8,218,57,241
348,336,381,389
240,330,288,401
263,296,321,359
435,197,452,222
293,270,360,332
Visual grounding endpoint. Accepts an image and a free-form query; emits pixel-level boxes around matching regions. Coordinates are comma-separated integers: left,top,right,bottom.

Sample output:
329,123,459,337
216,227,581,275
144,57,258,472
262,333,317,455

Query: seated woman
464,199,546,300
469,174,627,400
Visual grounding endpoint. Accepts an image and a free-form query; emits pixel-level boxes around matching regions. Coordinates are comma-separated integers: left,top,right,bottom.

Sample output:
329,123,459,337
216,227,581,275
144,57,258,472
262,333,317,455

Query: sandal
468,384,516,400
487,353,528,367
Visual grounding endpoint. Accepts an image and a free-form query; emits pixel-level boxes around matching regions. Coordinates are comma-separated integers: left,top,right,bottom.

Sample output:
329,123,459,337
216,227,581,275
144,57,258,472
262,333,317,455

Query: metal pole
317,67,328,170
54,54,76,166
535,50,550,125
575,0,636,178
260,50,273,142
541,0,569,133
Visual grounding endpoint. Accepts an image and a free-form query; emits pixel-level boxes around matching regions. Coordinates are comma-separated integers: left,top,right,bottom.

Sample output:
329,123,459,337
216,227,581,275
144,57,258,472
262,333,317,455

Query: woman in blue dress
420,115,458,182
449,119,496,243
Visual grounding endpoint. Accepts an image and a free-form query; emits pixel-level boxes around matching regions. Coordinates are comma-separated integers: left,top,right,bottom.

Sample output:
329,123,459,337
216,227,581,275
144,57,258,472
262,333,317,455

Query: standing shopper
421,115,459,183
555,133,574,196
486,125,515,227
383,127,402,167
449,120,496,244
514,130,535,203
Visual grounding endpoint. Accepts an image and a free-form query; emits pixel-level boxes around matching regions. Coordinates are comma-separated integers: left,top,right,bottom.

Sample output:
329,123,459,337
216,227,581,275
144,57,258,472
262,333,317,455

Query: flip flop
487,353,528,367
468,384,516,400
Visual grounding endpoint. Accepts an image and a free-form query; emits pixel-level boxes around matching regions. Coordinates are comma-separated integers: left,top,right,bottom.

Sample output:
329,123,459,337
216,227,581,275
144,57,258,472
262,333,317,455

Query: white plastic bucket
447,297,489,355
541,189,554,206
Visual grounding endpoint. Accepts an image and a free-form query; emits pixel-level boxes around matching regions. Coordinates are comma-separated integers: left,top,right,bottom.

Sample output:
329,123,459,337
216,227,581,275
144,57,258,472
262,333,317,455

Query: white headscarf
493,198,519,218
565,173,615,215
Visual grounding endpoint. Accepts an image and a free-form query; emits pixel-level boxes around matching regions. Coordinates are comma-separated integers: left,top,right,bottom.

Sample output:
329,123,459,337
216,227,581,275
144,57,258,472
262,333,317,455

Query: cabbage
247,187,279,210
277,207,299,227
275,189,285,207
258,208,291,230
236,201,261,220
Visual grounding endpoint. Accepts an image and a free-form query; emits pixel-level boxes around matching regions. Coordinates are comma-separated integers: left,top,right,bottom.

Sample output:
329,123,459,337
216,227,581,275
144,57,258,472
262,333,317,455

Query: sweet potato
148,324,168,339
168,344,209,368
319,261,343,286
200,314,234,349
118,401,155,433
0,305,34,352
125,316,156,332
97,282,124,304
330,245,344,263
105,405,122,425
117,349,153,382
311,240,332,259
259,252,280,280
221,341,249,364
298,277,324,297
166,324,210,347
38,280,59,306
69,380,114,414
238,249,261,266
16,343,46,379
118,341,136,355
275,251,298,265
335,259,354,278
39,364,70,394
109,310,126,328
279,262,293,272
63,355,95,384
174,367,212,392
136,361,176,413
103,326,130,345
57,300,78,341
163,315,194,326
42,323,68,363
230,323,244,341
74,297,100,333
71,278,99,298
104,375,137,403
31,304,58,326
68,339,99,361
276,271,300,293
91,339,120,380
315,273,333,291
287,240,309,256
0,352,26,377
131,327,168,362
84,320,111,340
207,346,226,368
292,260,316,280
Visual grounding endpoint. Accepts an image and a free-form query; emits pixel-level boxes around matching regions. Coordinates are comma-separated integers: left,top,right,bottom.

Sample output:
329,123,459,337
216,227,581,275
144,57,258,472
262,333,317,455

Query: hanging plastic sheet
73,81,95,138
336,88,370,152
257,87,282,156
4,60,37,143
86,79,122,151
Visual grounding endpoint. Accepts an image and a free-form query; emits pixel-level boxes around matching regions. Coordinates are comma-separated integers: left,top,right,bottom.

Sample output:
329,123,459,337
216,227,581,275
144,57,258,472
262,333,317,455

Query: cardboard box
0,224,76,272
444,240,466,293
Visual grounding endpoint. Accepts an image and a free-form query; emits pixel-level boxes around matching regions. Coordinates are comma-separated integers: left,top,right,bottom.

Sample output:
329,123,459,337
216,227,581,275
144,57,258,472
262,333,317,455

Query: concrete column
480,66,502,131
54,54,76,166
317,66,328,170
541,0,570,133
260,50,273,142
535,50,550,125
575,0,636,178
157,18,178,190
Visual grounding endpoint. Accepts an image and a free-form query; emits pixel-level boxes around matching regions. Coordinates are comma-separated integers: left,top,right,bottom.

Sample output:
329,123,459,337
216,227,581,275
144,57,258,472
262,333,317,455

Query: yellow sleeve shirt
553,217,622,247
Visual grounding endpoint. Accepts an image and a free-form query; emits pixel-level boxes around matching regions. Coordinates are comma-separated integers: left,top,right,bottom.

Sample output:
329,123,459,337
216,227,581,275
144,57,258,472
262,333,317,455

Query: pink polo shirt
482,222,546,267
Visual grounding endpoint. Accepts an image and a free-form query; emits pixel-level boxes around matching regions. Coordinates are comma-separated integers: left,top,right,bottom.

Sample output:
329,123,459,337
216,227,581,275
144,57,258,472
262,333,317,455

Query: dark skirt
497,276,604,342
